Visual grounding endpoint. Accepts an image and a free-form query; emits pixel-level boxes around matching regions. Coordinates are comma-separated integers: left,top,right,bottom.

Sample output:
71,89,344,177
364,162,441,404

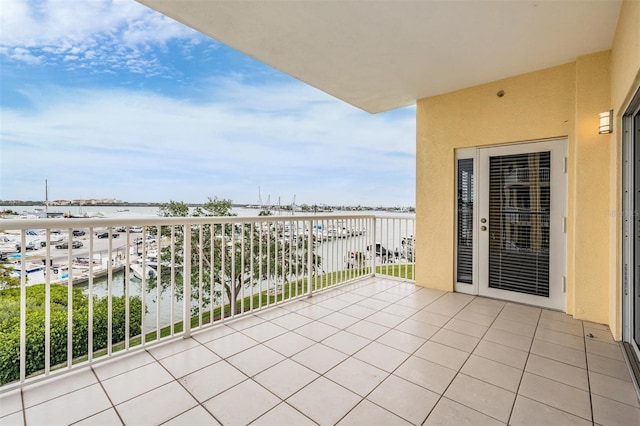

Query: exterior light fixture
599,110,613,134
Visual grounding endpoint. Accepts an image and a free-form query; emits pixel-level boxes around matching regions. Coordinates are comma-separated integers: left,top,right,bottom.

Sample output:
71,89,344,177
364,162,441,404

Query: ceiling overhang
137,0,621,113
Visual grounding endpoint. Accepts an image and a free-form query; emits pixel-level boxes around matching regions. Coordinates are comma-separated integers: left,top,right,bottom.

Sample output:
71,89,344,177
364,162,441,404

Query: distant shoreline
0,201,415,212
0,201,227,208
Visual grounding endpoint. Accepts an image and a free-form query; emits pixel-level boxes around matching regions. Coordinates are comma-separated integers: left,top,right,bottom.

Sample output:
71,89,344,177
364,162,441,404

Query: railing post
66,227,73,367
19,232,26,384
413,217,416,281
45,231,51,375
371,217,377,277
307,219,313,296
183,224,192,338
231,225,236,316
107,230,113,356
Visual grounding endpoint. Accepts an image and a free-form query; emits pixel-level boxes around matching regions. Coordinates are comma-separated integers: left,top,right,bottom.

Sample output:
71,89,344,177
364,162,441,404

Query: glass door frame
622,87,640,364
455,148,479,295
455,138,567,311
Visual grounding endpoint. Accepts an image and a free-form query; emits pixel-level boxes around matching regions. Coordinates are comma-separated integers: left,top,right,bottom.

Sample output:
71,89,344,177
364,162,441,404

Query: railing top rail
0,214,398,231
373,214,416,220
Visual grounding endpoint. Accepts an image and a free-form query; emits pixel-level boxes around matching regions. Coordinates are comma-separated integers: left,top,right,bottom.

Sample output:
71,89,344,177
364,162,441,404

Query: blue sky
0,0,415,207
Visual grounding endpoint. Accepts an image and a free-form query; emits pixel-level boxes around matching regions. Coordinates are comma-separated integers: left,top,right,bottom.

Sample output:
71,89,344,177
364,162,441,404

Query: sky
0,0,416,207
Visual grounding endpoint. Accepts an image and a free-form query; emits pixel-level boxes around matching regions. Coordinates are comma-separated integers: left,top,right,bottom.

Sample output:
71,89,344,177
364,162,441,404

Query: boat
72,256,103,269
130,261,157,280
0,234,17,253
9,262,47,284
9,262,69,285
366,243,398,261
401,235,415,259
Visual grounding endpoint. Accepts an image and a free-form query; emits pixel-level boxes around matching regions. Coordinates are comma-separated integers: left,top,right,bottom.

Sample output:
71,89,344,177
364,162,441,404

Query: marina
0,206,414,279
0,209,415,334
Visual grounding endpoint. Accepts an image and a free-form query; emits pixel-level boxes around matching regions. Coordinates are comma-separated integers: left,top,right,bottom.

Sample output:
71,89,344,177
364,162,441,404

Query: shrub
0,284,142,385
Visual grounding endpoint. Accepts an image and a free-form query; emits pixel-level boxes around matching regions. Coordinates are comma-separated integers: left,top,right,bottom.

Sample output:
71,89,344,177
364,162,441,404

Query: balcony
1,215,638,425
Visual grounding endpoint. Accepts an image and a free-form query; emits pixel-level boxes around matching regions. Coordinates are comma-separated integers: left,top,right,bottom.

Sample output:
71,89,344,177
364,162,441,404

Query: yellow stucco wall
609,0,640,339
416,63,575,289
611,0,640,111
573,52,611,323
416,54,612,324
415,0,639,332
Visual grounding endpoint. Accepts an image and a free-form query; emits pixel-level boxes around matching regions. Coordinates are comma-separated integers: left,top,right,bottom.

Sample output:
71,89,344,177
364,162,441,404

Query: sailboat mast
45,179,48,213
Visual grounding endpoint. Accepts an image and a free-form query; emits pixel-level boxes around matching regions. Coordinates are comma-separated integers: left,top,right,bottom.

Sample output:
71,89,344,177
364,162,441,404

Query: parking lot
8,229,136,265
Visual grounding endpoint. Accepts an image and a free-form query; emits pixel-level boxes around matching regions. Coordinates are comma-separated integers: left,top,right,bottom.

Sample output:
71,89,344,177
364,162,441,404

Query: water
0,205,413,219
85,270,185,333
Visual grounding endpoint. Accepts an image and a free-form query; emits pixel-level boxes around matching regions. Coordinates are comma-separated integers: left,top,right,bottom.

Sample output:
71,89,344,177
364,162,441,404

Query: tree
195,198,234,217
0,264,19,289
158,200,189,217
153,198,320,317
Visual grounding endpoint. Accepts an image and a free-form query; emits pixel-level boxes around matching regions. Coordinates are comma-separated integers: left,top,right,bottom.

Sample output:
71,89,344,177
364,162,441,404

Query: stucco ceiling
137,0,622,113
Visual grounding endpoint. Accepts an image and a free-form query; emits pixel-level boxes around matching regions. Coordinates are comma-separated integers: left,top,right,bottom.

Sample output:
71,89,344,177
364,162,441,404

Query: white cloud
0,0,208,76
0,1,415,206
9,47,42,64
0,81,415,205
1,0,195,47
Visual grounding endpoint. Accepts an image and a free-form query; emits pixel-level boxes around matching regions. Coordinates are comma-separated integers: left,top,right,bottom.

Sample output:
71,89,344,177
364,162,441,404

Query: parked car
129,226,143,233
0,252,7,261
40,231,66,247
96,232,119,239
72,230,86,236
55,241,83,249
15,241,38,251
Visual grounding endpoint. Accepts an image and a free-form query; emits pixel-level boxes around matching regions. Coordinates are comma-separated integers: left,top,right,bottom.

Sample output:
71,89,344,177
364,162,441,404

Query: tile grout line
393,296,499,425
314,285,444,425
583,321,596,425
283,282,446,424
148,345,227,426
89,363,125,426
261,283,442,425
507,310,598,424
181,281,395,425
419,295,503,425
226,285,391,424
20,386,26,426
505,307,541,425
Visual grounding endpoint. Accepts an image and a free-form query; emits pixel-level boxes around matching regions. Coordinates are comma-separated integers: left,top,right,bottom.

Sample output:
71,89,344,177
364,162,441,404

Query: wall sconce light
599,110,613,134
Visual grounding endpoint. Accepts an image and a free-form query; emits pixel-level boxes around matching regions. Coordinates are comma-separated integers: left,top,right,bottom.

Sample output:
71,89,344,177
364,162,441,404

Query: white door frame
455,139,567,311
622,87,640,364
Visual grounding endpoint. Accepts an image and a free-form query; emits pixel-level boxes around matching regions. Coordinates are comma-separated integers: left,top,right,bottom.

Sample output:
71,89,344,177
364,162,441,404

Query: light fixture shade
599,110,613,134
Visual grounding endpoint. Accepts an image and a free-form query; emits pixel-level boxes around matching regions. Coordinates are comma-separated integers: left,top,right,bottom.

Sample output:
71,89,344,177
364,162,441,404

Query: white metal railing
0,214,414,389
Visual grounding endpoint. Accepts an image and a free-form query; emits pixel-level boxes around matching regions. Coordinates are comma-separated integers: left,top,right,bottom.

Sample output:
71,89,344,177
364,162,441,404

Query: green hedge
0,285,142,385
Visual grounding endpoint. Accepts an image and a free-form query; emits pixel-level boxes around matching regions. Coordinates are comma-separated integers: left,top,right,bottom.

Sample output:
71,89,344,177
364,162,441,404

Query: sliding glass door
623,92,640,365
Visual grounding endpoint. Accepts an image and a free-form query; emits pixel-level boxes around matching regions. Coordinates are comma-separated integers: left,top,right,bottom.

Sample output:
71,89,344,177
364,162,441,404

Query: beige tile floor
1,277,639,425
